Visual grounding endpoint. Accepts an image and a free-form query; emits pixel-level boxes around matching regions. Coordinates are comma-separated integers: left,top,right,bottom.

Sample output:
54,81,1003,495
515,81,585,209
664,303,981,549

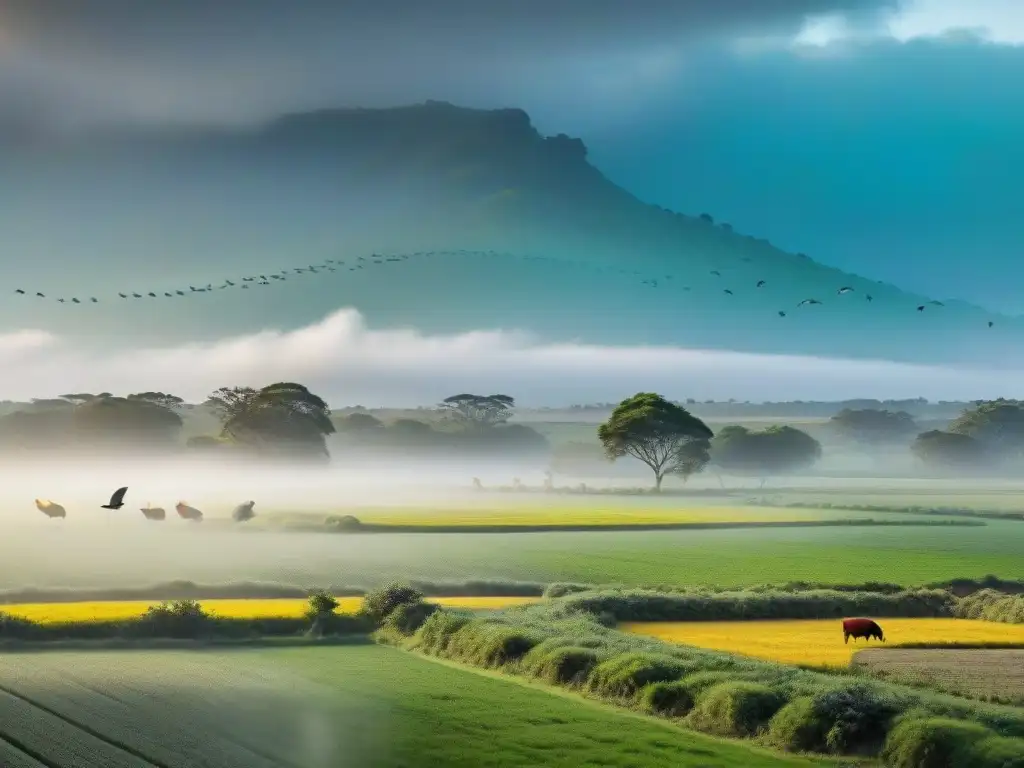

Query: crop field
0,646,822,767
1,515,1021,589
0,596,540,623
622,618,1024,668
852,648,1024,704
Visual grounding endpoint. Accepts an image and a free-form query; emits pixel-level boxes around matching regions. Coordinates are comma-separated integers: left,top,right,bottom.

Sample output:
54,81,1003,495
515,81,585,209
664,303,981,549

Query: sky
1,0,1023,402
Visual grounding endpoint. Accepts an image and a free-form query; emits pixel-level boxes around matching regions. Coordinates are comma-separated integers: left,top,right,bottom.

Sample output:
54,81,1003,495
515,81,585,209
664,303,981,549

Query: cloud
0,0,894,130
0,308,1017,406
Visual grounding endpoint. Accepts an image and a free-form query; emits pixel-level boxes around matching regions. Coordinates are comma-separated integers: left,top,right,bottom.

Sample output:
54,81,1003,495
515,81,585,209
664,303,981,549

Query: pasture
622,618,1024,668
1,512,1021,590
0,645,822,767
853,648,1024,705
0,596,540,623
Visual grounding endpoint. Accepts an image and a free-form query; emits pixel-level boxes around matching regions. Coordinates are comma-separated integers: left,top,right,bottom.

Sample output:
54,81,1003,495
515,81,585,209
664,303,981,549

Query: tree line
0,388,547,459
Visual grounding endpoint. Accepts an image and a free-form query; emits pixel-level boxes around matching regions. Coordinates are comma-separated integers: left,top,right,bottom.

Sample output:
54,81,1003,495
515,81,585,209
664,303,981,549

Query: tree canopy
829,408,918,444
947,399,1024,458
711,425,822,484
439,394,515,429
911,430,986,469
597,392,713,491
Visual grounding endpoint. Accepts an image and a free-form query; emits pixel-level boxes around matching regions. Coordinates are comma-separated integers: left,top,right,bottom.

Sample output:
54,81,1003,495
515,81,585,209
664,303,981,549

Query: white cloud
0,308,1020,407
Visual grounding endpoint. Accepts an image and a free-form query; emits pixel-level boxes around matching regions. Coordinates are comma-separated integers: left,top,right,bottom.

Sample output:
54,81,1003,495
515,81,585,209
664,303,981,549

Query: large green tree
911,430,986,469
711,425,822,487
206,382,335,458
597,393,713,491
439,394,515,429
947,399,1024,458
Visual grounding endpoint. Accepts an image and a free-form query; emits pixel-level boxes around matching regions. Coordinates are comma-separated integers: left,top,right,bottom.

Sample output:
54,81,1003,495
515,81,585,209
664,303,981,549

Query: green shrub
686,681,786,737
678,670,760,697
881,717,993,768
523,645,602,686
971,736,1024,767
449,622,540,668
384,601,439,635
0,612,42,639
305,589,340,619
587,652,691,699
413,609,471,654
362,582,424,624
132,599,212,639
767,683,900,754
640,680,695,717
543,583,594,599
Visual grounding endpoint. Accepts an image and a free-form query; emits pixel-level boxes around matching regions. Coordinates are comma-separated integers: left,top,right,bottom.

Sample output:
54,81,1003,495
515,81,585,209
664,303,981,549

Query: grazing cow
843,617,885,644
175,501,204,522
35,498,66,519
140,504,166,521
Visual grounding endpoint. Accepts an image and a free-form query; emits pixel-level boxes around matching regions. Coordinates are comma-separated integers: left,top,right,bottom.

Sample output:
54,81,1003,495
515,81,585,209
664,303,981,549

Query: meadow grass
0,596,540,624
0,645,825,768
622,618,1024,668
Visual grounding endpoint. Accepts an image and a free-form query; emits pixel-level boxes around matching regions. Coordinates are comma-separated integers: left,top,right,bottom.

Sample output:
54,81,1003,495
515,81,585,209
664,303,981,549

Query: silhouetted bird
119,293,128,299
917,305,925,312
36,292,45,298
710,270,721,276
147,292,156,298
71,298,80,304
756,280,766,288
778,311,786,317
14,289,24,295
101,486,128,510
132,293,142,299
989,321,995,328
797,299,822,307
723,289,734,295
866,295,873,302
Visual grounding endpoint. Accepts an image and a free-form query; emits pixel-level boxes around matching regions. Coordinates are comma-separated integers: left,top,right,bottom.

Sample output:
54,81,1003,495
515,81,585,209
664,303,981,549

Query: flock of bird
34,487,256,523
9,246,997,328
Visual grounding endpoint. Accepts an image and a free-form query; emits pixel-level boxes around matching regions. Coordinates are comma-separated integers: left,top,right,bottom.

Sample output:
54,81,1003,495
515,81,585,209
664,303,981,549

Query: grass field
3,515,1022,590
0,596,540,624
851,648,1024,704
0,645,824,767
622,618,1024,668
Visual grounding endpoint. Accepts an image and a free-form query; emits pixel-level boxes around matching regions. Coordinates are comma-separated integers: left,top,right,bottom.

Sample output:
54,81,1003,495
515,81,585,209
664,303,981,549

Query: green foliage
948,399,1024,457
305,589,340,619
448,621,540,667
912,430,986,469
640,680,695,717
829,408,919,444
439,393,515,428
413,609,473,655
711,425,822,479
384,601,439,635
598,393,714,490
522,643,603,685
686,681,785,737
767,684,901,754
134,599,212,639
587,652,692,699
956,589,1024,624
881,717,996,768
362,582,425,624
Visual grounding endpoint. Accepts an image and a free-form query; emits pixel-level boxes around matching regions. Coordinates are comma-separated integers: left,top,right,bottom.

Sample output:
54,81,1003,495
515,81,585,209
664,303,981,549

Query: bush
543,583,594,599
413,609,472,655
640,680,695,717
971,736,1024,768
452,623,540,668
767,683,900,754
587,652,691,699
384,601,439,635
881,717,994,768
686,681,785,737
305,589,339,619
324,515,362,531
362,582,424,625
0,612,43,640
523,645,602,686
133,600,212,639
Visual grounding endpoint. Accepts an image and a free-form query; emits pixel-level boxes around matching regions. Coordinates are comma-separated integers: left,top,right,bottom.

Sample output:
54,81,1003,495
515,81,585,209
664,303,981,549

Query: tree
829,408,918,444
71,395,184,450
711,425,822,487
947,399,1024,458
911,430,986,469
127,391,185,411
439,394,515,429
597,392,713,491
206,382,335,458
335,412,385,434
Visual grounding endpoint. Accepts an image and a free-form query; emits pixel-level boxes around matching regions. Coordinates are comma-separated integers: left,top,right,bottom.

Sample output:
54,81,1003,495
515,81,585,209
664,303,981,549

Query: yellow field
0,596,540,624
346,506,847,527
622,619,1024,668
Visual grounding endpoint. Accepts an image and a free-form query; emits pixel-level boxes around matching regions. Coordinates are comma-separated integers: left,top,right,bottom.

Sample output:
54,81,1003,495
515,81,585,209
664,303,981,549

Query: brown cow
843,617,885,644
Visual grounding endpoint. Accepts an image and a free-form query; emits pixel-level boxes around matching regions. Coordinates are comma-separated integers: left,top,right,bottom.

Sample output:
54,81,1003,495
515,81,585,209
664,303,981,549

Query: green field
0,645,822,767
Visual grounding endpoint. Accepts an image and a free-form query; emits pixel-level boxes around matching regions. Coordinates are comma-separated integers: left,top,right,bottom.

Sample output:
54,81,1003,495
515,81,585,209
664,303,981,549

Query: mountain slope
0,101,1013,365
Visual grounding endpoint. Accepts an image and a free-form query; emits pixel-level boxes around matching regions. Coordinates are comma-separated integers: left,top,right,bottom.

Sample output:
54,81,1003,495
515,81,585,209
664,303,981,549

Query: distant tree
439,393,515,429
711,425,822,487
911,430,986,469
207,382,335,458
60,392,110,404
597,392,713,491
127,391,185,411
947,399,1024,457
336,412,385,433
71,395,184,450
829,408,918,444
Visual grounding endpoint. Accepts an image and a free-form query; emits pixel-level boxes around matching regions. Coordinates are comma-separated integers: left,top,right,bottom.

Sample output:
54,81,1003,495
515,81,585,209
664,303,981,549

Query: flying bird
797,299,822,307
35,499,67,519
778,311,786,317
989,321,995,328
710,270,721,277
917,305,925,312
723,289,734,295
119,293,128,299
14,289,24,295
756,280,766,288
837,287,854,294
866,295,873,302
101,486,128,510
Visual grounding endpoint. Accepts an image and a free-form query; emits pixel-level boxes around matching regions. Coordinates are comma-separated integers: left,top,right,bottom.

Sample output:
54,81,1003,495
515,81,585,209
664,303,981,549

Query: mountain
0,101,1013,364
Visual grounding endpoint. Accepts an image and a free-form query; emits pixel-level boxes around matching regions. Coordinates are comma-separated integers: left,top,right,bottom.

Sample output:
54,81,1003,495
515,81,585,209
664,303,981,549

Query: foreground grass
0,645,824,768
0,596,539,624
623,618,1024,668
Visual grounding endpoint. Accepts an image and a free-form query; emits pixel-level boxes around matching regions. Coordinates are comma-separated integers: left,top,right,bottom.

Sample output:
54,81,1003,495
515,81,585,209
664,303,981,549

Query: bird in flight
797,299,822,307
710,270,721,277
14,289,25,295
837,287,854,294
756,280,766,288
723,289,734,295
917,305,926,312
989,321,995,328
778,310,786,317
101,486,128,510
866,295,873,302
